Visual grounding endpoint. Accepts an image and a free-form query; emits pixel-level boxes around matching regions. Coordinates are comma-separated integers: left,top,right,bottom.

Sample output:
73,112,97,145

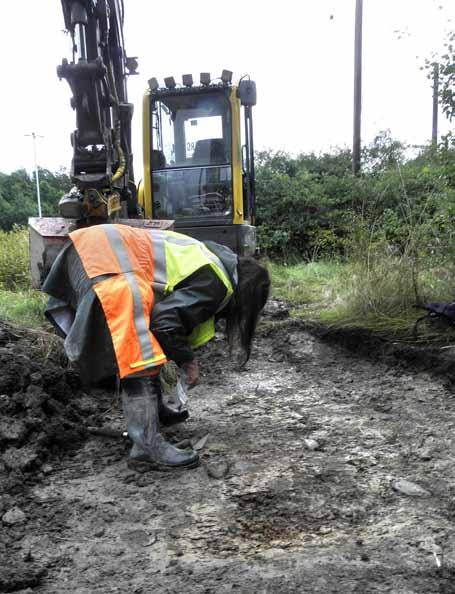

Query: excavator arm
57,0,138,219
28,1,174,288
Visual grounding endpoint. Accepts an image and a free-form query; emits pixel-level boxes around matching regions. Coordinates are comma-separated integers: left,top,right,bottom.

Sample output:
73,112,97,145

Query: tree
0,168,70,230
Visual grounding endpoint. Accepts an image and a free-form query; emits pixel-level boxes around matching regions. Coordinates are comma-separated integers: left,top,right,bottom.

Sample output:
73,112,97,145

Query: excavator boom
57,0,138,218
28,1,174,289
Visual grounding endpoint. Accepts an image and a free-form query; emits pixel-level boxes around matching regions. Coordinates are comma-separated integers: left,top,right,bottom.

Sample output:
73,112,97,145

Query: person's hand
180,359,199,389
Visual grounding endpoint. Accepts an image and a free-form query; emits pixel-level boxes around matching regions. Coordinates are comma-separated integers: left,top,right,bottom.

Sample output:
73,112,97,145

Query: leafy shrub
255,148,354,259
255,133,455,267
0,226,31,290
0,168,69,231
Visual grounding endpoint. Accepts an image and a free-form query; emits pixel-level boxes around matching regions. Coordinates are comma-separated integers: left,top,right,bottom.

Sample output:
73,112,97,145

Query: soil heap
0,321,108,592
0,322,103,496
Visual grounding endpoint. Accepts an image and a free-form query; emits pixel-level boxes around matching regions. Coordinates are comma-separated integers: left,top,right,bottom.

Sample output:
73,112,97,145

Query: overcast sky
0,0,454,176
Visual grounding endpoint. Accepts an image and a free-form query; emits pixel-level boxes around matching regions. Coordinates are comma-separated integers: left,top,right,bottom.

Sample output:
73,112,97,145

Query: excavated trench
1,308,455,593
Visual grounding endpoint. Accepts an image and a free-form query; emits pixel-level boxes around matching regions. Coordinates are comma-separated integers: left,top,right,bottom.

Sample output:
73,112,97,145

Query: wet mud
2,314,455,593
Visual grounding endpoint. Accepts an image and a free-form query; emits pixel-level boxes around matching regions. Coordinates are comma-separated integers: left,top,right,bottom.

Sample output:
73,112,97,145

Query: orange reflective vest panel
70,224,167,379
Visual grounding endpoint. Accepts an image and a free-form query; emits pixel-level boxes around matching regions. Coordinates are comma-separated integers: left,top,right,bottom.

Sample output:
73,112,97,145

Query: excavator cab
139,73,257,256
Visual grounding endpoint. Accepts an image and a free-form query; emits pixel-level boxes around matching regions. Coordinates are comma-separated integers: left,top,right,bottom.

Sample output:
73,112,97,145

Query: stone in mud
0,394,10,414
264,299,290,320
120,529,151,547
2,446,38,471
391,479,431,497
0,418,27,441
2,506,26,525
29,372,43,385
304,438,320,450
0,494,13,514
419,448,433,461
206,460,230,479
41,464,53,475
24,385,49,409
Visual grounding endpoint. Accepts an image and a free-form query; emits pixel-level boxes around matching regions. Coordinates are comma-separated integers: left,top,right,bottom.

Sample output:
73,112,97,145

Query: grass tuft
269,255,455,340
0,226,48,328
0,227,31,290
0,289,47,328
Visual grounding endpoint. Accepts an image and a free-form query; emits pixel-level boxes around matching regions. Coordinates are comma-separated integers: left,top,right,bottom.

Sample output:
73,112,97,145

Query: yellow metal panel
142,91,153,218
230,87,244,225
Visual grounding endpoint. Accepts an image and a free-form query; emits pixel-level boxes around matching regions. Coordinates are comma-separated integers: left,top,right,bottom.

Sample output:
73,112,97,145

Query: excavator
29,0,257,288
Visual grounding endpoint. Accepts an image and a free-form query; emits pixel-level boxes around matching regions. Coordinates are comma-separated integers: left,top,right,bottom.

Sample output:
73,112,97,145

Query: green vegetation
259,133,455,336
256,133,455,261
0,227,32,290
0,169,67,326
0,289,46,328
0,227,46,327
268,260,345,313
1,131,455,338
269,259,454,337
0,168,68,230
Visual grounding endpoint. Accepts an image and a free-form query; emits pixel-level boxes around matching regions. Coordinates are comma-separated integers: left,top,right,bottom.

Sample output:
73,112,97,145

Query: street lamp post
25,132,44,217
353,0,363,176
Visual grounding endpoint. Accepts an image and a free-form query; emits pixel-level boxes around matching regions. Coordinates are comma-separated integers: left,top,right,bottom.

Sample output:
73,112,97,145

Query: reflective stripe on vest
70,224,167,379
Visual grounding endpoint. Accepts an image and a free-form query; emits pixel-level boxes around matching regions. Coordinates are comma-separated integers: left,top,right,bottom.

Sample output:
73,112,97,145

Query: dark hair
225,257,270,366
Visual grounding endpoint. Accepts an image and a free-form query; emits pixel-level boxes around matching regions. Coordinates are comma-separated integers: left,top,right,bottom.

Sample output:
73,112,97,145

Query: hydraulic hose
107,61,127,183
112,118,126,183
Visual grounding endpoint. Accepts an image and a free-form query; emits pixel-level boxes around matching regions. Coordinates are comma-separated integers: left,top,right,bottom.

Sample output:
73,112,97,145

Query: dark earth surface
1,307,455,593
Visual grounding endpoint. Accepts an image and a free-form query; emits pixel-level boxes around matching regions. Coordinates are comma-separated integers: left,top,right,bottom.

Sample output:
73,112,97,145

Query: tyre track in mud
3,320,455,593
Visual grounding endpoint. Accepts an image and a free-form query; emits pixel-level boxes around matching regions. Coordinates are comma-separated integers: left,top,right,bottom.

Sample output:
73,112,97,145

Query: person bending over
43,224,270,469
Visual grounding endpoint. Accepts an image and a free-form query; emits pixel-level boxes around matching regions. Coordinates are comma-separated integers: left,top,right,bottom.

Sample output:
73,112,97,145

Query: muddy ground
2,311,455,594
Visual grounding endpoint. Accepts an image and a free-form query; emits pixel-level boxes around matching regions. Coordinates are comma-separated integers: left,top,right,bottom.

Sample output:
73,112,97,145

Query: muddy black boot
121,378,199,470
154,375,189,427
157,366,190,427
158,393,189,426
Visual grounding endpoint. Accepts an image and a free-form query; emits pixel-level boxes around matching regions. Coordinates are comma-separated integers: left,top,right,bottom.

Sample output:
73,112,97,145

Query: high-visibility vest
70,224,233,379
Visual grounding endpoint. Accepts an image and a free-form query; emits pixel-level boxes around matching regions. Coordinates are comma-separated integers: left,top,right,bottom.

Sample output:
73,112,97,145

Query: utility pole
432,62,439,148
25,132,44,217
353,0,363,176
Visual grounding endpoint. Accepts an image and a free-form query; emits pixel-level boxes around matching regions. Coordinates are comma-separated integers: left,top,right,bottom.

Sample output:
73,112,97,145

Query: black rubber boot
121,377,199,470
158,390,189,426
155,372,189,426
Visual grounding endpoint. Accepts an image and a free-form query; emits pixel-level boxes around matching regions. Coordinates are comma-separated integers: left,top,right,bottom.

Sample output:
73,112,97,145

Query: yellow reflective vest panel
160,231,234,349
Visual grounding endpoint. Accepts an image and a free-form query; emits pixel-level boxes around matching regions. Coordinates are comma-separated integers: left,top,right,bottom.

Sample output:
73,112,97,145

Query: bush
255,134,455,266
256,148,354,259
0,168,69,231
0,226,31,290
